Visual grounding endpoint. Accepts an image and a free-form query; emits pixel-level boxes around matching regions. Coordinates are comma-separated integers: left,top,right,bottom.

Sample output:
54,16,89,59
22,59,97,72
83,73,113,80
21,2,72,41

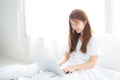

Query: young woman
0,9,120,80
57,9,120,80
58,9,98,73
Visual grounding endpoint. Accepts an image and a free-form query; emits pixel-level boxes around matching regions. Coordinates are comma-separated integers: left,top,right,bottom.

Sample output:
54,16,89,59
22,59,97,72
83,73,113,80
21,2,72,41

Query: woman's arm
75,55,98,70
57,52,70,66
63,55,98,73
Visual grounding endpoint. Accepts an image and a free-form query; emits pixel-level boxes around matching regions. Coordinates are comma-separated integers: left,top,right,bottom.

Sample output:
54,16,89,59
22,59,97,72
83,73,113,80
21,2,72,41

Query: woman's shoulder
90,33,100,42
87,33,101,56
88,33,101,47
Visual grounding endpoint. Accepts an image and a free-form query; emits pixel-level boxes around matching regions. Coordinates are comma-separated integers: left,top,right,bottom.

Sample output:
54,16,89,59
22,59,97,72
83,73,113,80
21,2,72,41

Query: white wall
0,0,31,63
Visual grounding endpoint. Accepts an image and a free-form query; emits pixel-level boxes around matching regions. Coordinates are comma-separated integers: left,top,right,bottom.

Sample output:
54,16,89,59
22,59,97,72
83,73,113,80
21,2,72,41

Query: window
24,0,105,40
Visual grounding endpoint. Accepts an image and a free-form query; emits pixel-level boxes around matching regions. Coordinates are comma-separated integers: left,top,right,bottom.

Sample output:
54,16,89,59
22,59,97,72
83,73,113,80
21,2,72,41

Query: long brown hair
69,9,92,53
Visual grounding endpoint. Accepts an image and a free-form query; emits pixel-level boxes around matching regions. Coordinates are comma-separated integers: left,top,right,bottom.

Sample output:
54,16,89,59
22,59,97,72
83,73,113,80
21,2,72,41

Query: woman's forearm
74,56,98,70
58,52,70,66
58,56,68,66
74,62,95,70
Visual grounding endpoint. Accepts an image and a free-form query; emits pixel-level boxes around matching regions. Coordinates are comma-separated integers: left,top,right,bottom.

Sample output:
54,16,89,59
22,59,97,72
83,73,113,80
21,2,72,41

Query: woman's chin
76,31,81,33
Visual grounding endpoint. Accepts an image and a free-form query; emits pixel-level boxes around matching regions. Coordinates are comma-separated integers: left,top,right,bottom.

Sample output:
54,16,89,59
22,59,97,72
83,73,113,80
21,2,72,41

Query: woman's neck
80,32,83,41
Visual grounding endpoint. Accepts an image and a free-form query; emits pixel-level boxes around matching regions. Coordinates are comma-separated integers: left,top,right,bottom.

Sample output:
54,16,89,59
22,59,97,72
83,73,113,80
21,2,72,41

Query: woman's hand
62,65,77,73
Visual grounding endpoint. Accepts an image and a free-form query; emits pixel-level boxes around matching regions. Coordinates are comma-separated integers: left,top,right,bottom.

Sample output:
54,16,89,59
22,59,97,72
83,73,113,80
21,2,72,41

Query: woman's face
70,19,87,33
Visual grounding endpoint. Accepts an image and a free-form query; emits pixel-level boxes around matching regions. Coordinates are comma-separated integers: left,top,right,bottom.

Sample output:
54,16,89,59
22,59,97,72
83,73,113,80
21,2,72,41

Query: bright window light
24,0,105,41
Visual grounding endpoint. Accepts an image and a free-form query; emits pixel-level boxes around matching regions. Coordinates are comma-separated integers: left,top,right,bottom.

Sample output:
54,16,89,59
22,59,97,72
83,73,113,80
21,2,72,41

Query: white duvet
0,63,120,80
0,63,39,80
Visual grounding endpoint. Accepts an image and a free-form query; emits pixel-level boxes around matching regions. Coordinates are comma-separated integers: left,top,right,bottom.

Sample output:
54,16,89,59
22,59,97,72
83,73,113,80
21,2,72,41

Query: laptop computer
32,56,65,76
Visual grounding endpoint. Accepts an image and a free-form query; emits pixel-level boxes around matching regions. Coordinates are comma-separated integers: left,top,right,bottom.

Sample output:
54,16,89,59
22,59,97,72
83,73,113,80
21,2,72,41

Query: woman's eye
71,24,74,26
75,23,79,25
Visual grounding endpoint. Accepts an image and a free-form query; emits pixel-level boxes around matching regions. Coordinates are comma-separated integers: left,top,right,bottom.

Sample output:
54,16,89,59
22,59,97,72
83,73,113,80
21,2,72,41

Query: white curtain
111,0,120,35
24,0,105,61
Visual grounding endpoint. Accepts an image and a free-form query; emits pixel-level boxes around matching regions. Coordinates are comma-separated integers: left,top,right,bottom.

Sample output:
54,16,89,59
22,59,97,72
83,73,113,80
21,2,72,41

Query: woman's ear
83,20,87,26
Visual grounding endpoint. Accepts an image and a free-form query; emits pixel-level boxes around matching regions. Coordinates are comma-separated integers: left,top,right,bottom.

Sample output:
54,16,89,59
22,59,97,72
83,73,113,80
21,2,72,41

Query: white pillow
97,34,120,72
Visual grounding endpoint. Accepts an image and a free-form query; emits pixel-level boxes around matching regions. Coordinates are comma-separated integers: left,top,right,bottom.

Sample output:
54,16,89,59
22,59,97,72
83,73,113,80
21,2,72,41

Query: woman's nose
73,26,78,30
